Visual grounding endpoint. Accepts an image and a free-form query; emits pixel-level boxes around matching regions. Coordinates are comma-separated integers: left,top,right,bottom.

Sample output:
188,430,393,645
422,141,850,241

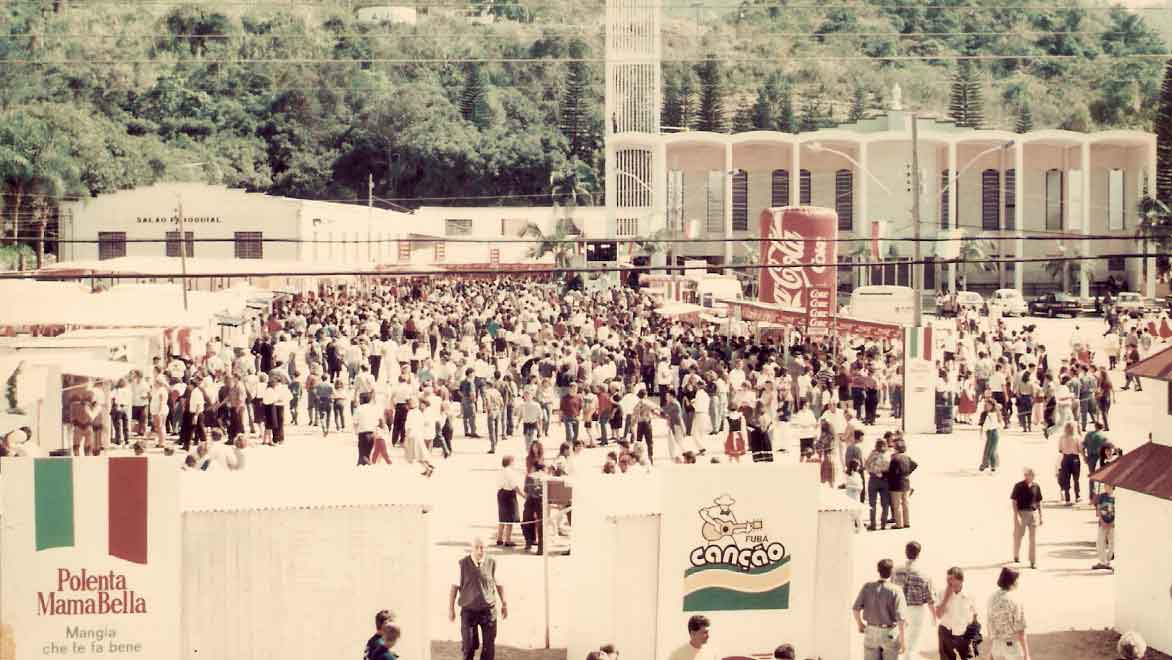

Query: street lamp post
173,162,223,312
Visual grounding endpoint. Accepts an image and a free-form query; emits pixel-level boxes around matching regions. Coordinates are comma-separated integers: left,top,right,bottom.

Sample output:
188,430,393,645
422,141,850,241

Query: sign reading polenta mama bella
1,457,179,659
656,464,818,660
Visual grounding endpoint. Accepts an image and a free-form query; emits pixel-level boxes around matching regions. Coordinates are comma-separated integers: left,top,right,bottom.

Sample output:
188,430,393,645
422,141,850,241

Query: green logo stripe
683,583,790,612
34,458,74,551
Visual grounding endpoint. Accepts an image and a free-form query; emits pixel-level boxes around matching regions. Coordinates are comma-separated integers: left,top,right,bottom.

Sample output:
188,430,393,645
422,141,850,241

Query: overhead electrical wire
1,252,1160,281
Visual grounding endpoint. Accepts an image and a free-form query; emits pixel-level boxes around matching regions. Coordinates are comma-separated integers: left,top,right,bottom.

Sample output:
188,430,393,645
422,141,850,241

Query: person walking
892,542,935,660
978,398,1002,473
1092,483,1115,571
667,615,716,660
986,568,1031,660
864,438,892,531
852,558,907,660
1010,468,1043,569
1082,421,1107,501
887,441,917,529
1056,421,1081,503
448,538,508,660
354,392,383,466
935,567,978,660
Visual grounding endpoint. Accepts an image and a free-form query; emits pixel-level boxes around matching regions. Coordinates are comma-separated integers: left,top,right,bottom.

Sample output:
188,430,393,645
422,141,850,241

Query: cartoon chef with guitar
698,494,762,545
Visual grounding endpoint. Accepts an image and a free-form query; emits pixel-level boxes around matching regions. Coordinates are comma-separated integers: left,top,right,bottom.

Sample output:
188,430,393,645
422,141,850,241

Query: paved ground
171,313,1164,659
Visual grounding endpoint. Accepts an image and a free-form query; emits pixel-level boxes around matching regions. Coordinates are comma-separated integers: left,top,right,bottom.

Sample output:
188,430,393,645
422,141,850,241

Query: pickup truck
1112,292,1155,315
1028,292,1084,318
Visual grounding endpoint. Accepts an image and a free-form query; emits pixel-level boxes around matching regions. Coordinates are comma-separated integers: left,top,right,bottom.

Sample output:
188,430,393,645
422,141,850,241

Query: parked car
1112,292,1153,315
956,291,984,311
988,289,1029,317
1029,292,1083,318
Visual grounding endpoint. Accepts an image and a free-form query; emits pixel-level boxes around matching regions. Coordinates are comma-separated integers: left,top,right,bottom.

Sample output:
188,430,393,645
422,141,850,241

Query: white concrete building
1095,346,1172,656
57,184,610,271
605,111,1160,297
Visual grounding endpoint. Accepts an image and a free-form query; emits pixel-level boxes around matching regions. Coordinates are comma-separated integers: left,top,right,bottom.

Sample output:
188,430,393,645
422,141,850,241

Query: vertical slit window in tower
982,169,1000,231
940,170,950,229
1004,169,1016,231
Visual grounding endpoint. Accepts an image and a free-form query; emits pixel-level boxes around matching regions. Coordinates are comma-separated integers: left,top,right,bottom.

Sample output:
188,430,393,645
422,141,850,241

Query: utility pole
911,113,922,328
175,195,189,312
368,173,374,264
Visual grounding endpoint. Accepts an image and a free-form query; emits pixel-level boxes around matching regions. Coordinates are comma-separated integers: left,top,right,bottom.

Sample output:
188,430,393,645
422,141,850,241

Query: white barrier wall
570,470,860,660
180,504,430,660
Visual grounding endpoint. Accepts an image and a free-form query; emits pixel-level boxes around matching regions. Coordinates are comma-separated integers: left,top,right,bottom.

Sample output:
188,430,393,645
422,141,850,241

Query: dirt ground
432,630,1172,660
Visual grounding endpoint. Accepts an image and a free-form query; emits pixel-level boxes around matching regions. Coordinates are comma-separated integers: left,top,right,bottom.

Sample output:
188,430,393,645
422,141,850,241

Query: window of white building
98,232,126,260
616,218,640,237
940,170,951,229
835,169,852,232
1108,169,1125,231
799,169,811,205
1045,169,1064,231
165,231,193,258
1004,169,1016,231
706,170,724,234
445,219,473,236
731,171,749,231
234,232,263,259
982,169,1000,231
771,169,789,207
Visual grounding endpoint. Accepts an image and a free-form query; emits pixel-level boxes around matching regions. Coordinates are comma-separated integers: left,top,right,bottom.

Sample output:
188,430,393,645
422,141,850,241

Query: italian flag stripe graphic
109,457,149,564
34,458,75,551
907,326,932,362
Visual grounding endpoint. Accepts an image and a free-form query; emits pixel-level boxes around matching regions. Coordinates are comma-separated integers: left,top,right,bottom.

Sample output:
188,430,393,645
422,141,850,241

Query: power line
2,252,1160,281
0,28,1150,39
28,0,1172,9
4,52,1170,65
5,232,1151,245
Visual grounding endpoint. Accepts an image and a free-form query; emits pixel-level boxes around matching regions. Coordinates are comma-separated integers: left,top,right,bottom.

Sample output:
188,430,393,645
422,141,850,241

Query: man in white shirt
668,615,717,660
354,392,384,465
934,567,977,659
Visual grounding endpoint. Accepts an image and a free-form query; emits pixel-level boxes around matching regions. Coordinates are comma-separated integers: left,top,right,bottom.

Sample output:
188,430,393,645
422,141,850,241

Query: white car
955,291,984,311
988,288,1028,317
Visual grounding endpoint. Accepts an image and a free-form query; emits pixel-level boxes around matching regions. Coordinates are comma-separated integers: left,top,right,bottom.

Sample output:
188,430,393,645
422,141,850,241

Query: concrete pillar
790,142,801,208
1014,142,1025,292
1080,141,1091,299
723,142,734,266
653,140,669,274
947,142,958,292
998,148,1006,290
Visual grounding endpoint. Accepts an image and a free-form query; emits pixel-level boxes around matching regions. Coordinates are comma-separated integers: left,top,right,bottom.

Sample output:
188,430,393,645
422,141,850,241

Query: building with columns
606,110,1159,298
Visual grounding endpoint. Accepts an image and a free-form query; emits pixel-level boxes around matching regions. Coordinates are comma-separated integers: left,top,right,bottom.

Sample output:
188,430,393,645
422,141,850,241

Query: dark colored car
1028,292,1083,318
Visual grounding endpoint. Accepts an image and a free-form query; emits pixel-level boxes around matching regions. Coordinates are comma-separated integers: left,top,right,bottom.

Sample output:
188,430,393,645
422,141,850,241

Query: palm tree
519,222,575,270
1043,245,1082,293
631,226,673,257
957,239,996,291
549,156,598,232
1137,194,1171,281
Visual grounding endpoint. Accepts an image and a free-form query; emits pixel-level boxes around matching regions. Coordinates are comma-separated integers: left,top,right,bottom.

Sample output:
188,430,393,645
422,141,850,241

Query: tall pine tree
661,68,695,130
694,54,725,132
1015,102,1034,133
560,39,592,160
778,86,797,133
849,84,867,122
751,81,776,130
1157,59,1172,204
733,101,754,133
460,63,490,129
948,60,985,129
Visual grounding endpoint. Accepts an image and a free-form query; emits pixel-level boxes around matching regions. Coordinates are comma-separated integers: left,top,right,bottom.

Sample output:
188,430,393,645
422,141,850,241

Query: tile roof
1091,442,1172,501
1125,345,1172,382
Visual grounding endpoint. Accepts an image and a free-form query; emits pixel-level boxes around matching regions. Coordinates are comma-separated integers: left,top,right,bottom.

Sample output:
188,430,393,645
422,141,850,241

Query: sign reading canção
1,457,179,659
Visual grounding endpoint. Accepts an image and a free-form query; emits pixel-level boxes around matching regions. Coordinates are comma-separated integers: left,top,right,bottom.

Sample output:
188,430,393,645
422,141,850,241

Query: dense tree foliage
0,0,1169,259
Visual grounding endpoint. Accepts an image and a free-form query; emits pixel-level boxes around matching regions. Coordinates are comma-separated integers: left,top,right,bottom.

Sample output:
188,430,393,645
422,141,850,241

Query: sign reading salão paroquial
1,457,179,659
655,464,818,660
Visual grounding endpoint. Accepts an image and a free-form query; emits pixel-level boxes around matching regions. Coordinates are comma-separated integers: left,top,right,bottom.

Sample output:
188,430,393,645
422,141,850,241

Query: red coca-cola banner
758,207,838,335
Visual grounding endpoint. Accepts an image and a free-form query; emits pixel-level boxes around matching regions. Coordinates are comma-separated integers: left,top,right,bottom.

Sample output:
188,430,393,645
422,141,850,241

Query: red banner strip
108,457,149,564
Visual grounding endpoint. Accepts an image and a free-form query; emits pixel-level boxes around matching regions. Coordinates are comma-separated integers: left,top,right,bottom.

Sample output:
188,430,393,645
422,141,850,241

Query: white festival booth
1,459,433,660
569,463,862,660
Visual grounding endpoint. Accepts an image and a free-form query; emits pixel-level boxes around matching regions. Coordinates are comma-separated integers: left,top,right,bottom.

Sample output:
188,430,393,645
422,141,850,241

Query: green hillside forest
1,0,1170,251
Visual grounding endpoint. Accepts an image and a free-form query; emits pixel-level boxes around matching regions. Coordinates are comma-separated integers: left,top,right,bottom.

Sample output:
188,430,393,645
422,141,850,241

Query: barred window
445,219,473,236
1045,169,1063,231
706,170,724,234
835,169,853,232
982,169,1000,230
98,232,126,261
731,170,749,231
941,170,951,229
165,231,193,258
1004,169,1016,230
800,169,812,205
616,218,640,237
771,169,790,207
234,232,263,259
1108,169,1124,231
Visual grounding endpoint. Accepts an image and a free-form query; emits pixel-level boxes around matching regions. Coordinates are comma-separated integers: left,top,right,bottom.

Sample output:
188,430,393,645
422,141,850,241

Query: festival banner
758,207,838,335
2,457,180,660
655,464,819,660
